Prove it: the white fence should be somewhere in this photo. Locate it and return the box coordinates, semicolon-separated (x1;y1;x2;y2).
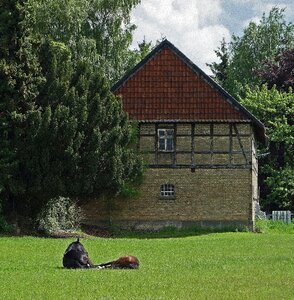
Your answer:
271;211;292;224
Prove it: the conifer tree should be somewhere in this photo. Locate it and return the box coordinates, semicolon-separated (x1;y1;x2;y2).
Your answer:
14;40;143;212
0;0;43;213
0;1;143;219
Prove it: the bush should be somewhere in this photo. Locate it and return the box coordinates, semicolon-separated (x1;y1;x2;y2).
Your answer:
37;196;83;235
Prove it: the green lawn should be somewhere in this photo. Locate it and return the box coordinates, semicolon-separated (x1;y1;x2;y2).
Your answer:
1;232;294;299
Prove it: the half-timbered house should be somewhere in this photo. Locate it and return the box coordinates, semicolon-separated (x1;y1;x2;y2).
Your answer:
82;40;266;230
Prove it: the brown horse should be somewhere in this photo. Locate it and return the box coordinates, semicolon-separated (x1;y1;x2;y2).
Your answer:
95;255;139;269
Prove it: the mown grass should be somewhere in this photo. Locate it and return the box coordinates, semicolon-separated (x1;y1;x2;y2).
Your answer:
1;230;294;299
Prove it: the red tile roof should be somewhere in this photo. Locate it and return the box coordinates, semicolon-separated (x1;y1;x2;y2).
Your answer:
114;45;245;121
112;40;266;143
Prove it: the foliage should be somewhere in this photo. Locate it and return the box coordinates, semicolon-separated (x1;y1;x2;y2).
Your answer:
206;37;230;84
240;86;294;210
36;43;141;195
208;8;294;211
241;86;294;147
210;7;294;98
27;0;143;83
0;0;44;214
1;234;294;299
258;48;294;92
37;196;82;235
9;40;143;211
209;7;294;210
0;1;144;220
264;167;294;209
118;184;140;199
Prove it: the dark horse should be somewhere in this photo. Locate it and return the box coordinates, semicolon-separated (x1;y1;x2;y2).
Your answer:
63;239;139;270
63;238;94;269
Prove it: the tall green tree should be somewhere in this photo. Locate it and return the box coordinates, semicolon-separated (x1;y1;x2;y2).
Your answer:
0;1;143;220
33;41;143;199
208;7;294;211
27;0;142;83
0;0;43;213
210;7;294;97
240;85;294;210
206;38;230;85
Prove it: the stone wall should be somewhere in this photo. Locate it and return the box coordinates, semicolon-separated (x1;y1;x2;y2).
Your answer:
82;168;254;230
81;122;257;230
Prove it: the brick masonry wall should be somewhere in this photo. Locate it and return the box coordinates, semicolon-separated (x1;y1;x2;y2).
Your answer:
82;168;254;229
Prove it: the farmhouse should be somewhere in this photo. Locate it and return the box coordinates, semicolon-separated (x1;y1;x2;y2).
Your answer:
82;39;266;230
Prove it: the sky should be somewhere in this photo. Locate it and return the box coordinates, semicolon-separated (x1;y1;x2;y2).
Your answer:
131;0;294;73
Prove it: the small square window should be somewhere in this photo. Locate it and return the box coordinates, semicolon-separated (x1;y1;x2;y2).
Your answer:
160;184;175;199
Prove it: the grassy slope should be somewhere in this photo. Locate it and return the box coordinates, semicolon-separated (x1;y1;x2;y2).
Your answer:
1;233;294;299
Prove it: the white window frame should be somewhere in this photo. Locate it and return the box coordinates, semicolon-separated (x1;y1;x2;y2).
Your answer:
160;184;175;199
158;129;174;152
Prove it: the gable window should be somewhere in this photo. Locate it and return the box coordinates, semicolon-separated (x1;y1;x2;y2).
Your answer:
158;129;174;151
160;184;175;199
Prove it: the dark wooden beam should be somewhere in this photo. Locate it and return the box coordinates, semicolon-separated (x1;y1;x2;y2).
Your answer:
155;123;159;165
191;123;195;166
210;123;214;165
233;124;249;165
173;123;177;166
229;124;233;166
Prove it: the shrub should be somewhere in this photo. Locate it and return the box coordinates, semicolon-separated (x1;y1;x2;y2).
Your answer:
37;196;83;235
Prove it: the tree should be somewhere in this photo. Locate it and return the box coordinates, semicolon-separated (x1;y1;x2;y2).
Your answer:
27;0;143;83
0;0;43;214
5;39;143;216
209;7;294;98
0;1;143;220
240;85;294;210
208;7;294;211
206;38;230;85
258;48;294;92
40;41;143;197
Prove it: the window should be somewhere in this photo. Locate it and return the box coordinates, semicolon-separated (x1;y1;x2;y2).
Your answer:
158;129;174;151
160;184;175;198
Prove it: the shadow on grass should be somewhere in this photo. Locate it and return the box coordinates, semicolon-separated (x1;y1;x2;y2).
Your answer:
108;226;244;239
0;225;245;239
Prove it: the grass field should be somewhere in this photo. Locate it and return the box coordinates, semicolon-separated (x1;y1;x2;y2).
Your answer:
1;229;294;299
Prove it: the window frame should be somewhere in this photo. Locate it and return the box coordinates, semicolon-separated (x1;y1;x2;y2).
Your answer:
158;128;174;152
160;183;176;199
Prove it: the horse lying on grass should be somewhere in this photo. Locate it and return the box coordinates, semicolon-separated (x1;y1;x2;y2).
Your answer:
63;238;139;270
